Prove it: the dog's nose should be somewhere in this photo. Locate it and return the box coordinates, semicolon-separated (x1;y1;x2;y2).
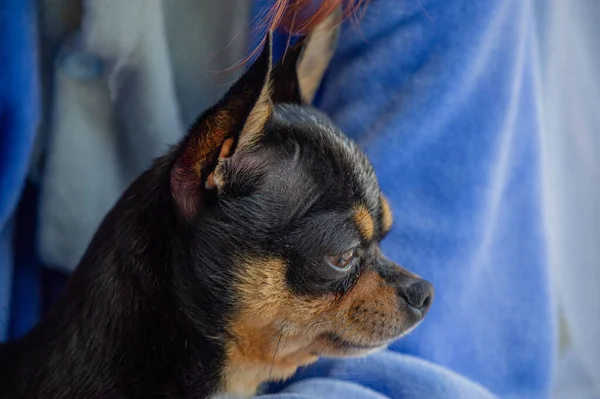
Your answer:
398;278;434;316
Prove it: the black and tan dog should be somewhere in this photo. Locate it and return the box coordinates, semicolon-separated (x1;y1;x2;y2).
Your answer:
0;18;433;399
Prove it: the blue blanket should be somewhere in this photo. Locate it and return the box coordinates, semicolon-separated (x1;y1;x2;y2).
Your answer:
262;353;496;398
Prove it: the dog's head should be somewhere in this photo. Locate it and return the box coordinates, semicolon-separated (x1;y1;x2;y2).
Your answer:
167;18;433;395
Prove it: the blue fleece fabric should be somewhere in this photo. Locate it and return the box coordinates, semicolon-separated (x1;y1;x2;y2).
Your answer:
258;0;555;398
0;0;40;342
262;353;497;399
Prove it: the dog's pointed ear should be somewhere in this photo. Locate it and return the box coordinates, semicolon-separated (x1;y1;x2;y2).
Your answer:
171;33;273;220
271;7;342;104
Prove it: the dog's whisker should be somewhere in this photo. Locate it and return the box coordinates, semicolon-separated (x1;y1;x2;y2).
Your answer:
262;324;287;361
268;331;285;382
316;323;352;357
315;340;329;358
281;331;290;356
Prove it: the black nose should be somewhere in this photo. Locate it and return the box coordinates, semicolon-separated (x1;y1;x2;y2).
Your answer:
399;278;434;316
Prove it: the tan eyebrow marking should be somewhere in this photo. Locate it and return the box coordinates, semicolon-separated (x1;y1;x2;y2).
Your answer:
353;205;375;241
380;194;393;234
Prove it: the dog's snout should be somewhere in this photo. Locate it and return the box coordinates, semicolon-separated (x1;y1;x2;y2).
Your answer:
398;278;434;316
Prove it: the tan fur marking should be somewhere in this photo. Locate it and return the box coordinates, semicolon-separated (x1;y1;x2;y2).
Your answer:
238;81;273;150
223;258;333;396
380;194;393;234
331;269;405;344
354;206;375;241
219;137;235;158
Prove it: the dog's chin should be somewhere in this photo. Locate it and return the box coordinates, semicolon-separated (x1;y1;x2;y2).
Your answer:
314;321;424;358
310;334;391;358
317;337;390;358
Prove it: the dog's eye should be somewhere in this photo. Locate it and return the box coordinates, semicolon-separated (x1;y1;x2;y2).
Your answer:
326;248;358;272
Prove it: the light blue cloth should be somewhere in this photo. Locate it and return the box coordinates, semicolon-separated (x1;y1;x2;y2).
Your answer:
263;353;496;399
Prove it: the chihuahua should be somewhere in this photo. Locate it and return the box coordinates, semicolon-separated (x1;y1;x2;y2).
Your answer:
0;14;433;399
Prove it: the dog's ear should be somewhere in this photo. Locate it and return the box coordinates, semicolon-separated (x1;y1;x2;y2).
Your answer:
271;7;341;104
171;33;273;220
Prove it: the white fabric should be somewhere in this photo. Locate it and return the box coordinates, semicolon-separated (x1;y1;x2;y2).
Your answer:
38;0;250;270
537;1;600;397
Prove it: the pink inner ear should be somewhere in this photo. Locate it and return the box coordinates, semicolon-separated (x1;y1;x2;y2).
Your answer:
220;138;235;158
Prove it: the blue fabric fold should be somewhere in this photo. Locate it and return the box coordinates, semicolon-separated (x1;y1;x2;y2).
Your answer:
0;0;40;342
264;353;497;399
